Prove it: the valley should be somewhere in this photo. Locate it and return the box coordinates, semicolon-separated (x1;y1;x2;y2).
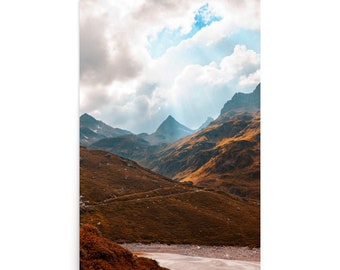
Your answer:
82;84;261;201
80;84;261;270
80;147;260;247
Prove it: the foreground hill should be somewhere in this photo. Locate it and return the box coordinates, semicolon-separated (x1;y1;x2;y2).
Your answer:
80;147;260;247
80;224;168;270
80;113;131;146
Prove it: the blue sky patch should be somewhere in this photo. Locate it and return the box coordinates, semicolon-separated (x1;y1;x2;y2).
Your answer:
147;3;222;58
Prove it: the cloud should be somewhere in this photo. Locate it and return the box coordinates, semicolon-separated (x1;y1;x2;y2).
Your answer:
165;45;260;128
80;14;143;86
79;0;261;133
80;85;111;113
239;69;261;87
220;44;260;78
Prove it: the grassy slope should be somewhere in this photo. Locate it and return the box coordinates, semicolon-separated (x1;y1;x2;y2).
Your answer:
181;112;260;199
80;147;260;247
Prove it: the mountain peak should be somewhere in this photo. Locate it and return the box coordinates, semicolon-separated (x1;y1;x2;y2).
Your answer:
157;115;187;132
142;115;194;144
80;113;94;119
165;115;175;121
80;113;98;125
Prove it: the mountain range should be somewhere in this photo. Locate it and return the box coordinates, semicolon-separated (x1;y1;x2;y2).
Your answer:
80;83;261;249
80;112;197;147
83;83;261;201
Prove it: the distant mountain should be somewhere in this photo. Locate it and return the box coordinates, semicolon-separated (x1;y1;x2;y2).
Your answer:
220;83;260;115
197;116;214;131
80;127;105;145
80;113;131;146
145;115;194;145
80;147;260;247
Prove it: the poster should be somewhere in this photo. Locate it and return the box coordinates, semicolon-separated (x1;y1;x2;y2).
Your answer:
80;1;260;269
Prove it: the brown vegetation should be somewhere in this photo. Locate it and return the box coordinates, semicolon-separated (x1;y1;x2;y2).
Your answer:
80;224;168;270
80;147;260;247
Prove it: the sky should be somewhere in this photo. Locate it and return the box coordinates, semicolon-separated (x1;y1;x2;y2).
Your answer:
80;0;260;134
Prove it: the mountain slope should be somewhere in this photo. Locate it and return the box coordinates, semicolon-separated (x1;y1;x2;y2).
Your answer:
180;112;260;199
144;112;260;200
80;113;131;146
80;147;260;247
142;84;260;200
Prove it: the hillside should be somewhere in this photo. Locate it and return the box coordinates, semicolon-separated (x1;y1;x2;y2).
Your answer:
144;111;260;200
80;147;260;247
142;84;260;200
80;224;168;270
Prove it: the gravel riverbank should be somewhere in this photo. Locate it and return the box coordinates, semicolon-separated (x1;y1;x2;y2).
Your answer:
122;243;260;262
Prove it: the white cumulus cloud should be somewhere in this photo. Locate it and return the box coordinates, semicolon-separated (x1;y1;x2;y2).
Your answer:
79;0;260;133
